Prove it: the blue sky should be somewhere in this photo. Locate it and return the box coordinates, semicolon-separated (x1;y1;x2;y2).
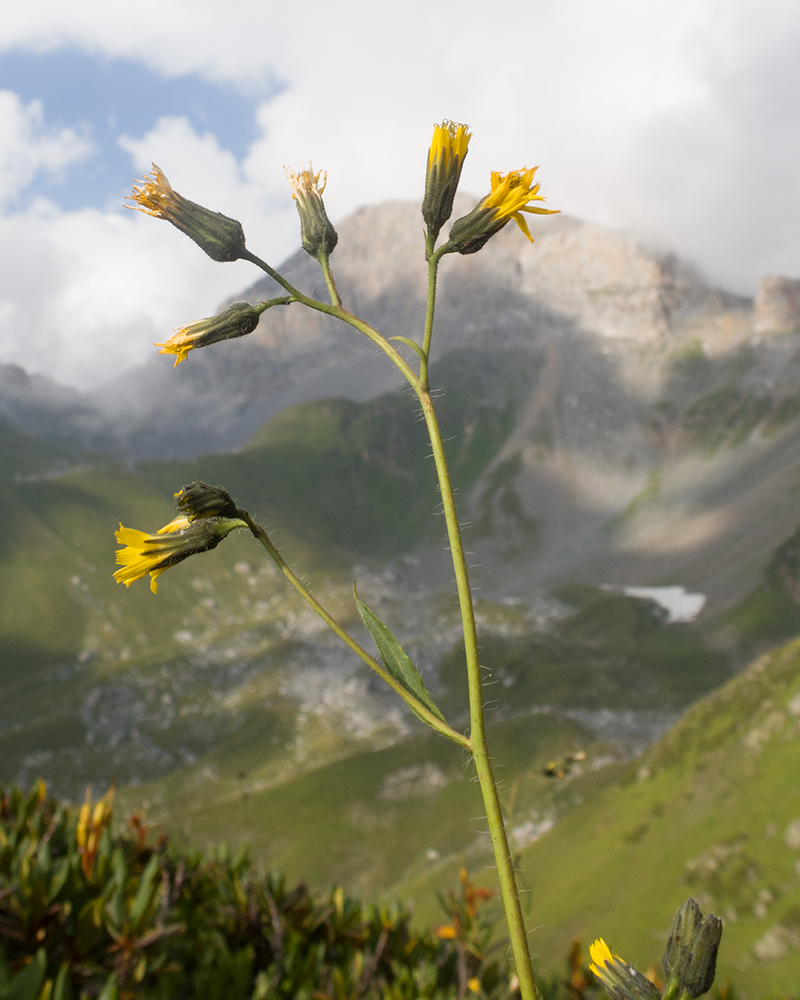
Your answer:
0;0;798;388
0;48;273;211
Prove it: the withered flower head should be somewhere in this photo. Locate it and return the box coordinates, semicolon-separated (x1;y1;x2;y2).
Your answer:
127;164;247;262
285;164;338;260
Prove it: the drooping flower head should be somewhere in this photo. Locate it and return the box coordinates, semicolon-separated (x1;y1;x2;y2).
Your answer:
447;166;559;255
422;120;472;244
156;301;266;365
589;939;661;1000
127;164;248;262
114;516;244;594
285;164;338;260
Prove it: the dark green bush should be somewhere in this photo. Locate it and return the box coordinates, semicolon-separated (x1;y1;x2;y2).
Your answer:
0;782;514;1000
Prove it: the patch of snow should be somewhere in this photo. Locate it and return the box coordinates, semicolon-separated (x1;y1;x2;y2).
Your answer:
621;585;706;622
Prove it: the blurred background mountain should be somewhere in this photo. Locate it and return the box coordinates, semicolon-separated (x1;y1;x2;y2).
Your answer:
3;204;800;992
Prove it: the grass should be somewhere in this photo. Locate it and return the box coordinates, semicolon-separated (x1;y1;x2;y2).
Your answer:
396;636;800;997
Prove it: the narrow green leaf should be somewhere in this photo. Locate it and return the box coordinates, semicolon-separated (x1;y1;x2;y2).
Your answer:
389;336;427;364
4;949;46;1000
129;855;160;932
354;588;446;724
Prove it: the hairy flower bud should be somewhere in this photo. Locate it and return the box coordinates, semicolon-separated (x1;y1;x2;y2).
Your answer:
447;166;558;255
127;164;247;262
662;898;722;999
156;301;265;365
422;120;471;244
174;482;239;521
285;164;338;260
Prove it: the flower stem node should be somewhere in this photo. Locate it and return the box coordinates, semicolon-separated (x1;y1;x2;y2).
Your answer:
662;898;723;999
175;481;240;521
285;164;338;261
127;164;248;262
156;301;265;365
422;120;472;245
447;167;559;255
589;940;661;1000
114;516;246;594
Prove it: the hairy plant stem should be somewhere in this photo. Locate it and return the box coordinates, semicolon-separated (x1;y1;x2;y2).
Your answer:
239;511;469;750
418;249;537;1000
244;246;536;997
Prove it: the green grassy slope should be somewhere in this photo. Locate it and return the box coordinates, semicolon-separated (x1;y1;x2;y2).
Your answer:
394;637;800;997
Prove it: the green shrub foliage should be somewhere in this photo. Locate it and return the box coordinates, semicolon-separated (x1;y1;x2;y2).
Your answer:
0;782;517;1000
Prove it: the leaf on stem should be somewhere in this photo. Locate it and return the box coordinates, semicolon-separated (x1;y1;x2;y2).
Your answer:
389;336;427;364
354;588;446;725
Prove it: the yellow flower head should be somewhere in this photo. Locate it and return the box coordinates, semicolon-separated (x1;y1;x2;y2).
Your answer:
589;939;661;1000
155;301;265;365
483;167;559;241
589;939;617;978
114;516;244;594
285;164;338;259
127;164;247;262
423;120;472;243
447;166;559;255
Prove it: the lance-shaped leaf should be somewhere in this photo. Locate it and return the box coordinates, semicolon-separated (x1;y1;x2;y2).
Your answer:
355;589;446;725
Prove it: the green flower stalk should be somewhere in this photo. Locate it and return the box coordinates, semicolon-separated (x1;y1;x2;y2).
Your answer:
117;121;564;1000
127;163;248;262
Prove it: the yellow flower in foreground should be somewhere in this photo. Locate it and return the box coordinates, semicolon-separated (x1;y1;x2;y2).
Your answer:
589;939;661;1000
114;516;244;594
156;301;265;365
483;167;558;240
422;120;472;242
589;939;617;979
127;164;247;262
447;166;559;255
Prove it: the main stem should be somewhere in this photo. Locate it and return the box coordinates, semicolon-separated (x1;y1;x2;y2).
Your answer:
419;392;538;1000
418;252;537;998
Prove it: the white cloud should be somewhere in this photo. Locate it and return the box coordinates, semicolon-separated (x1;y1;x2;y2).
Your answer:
0;0;798;387
0;90;91;207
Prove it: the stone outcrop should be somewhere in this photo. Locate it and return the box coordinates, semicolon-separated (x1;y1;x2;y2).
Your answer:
754;275;800;334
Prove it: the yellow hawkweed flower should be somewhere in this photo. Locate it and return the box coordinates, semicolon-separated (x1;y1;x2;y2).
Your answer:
156;301;265;365
114;516;244;594
422;120;472;243
483;167;557;241
285;164;338;259
589;939;617;979
589;939;661;1000
127;164;248;262
447;166;559;255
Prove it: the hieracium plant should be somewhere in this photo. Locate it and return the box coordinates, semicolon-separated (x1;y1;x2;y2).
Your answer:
115;123;722;1000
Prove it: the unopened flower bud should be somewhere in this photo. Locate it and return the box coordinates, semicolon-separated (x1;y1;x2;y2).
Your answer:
662;898;722;999
127;164;247;262
589;940;661;1000
285;164;338;260
447;166;559;255
422;120;471;244
156;301;265;365
174;482;239;520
